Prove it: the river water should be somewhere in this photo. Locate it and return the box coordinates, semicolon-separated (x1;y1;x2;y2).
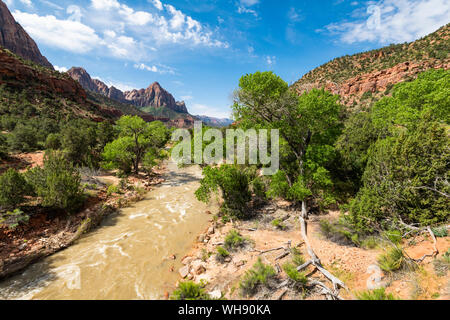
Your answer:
0;161;216;300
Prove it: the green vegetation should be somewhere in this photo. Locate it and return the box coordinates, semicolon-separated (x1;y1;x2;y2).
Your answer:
170;281;210;300
283;262;307;286
195;165;252;219
26;151;85;212
216;246;230;263
0;209;29;230
0;169;30;208
102;116;169;174
224;229;247;250
377;247;409;273
290;247;305;267
356;288;398;300
239;258;277;297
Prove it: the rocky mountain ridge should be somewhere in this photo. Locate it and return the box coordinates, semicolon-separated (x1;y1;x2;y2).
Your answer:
67;67;188;114
292;24;450;108
0;0;53;69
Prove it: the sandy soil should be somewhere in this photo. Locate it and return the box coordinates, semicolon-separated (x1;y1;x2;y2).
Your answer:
175;203;450;300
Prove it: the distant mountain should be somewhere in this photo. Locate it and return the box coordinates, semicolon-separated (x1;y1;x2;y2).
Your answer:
0;0;53;69
292;24;449;108
195;115;233;127
67;67;188;114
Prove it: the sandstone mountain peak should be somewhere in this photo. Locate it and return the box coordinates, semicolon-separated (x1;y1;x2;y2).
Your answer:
67;67;189;114
0;0;53;69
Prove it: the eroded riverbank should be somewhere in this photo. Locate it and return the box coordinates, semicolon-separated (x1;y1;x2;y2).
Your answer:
0;161;218;300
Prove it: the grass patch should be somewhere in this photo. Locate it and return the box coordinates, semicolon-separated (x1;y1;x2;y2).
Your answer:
271;218;287;230
319;219;359;246
290;247;305;267
431;226;448;238
283;263;307;287
433;248;450;277
171;281;210;300
377;247;414;273
356;288;398;300
224;229;247;251
216;246;230;263
239;258;277;297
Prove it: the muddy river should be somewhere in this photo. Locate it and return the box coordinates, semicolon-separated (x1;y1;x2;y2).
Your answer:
0;161;217;300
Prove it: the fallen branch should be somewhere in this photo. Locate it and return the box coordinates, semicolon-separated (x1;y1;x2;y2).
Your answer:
414;226;439;263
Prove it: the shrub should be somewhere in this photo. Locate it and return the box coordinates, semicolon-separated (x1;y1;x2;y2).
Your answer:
26;151;84;212
170;281;210;300
107;184;120;196
431;226;448;238
0;169;30;208
195;165;252;219
0;209;29;230
377;247;408;273
44;133;61;150
356;288;398;300
239;258;276;297
290;247;305;267
224;229;246;250
8;123;39;152
216;246;230;263
271;218;287;230
319;219;359;246
382;229;403;245
0;134;8;159
283;263;307;287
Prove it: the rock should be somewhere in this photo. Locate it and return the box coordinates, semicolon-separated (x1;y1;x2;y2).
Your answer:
164;291;169;300
178;266;190;279
205;211;212;215
207;226;215;235
198;235;205;243
187;273;194;280
234;260;246;267
208;289;222;300
194;265;206;275
169;254;177;260
0;1;53;69
224;257;232;263
181;256;193;265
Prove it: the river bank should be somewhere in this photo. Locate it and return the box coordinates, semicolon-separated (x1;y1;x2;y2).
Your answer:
0;160;218;300
177;203;450;300
0;152;166;281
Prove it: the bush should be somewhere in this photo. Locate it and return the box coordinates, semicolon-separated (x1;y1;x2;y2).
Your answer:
26;151;84;212
0;209;29;230
216;246;230;263
290;247;305;267
170;281;210;300
319;219;359;246
0;134;8;159
44;133;61;150
8;122;39;152
195;165;252;219
283;263;307;287
239;258;276;297
0;169;30;208
382;229;403;245
431;226;448;238
356;288;398;300
107;184;120;196
271;218;287;230
377;247;408;273
224;229;247;250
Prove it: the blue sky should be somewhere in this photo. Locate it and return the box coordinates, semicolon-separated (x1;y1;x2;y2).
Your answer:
5;0;450;118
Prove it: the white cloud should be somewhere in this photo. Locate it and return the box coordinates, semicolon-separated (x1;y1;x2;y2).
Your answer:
134;62;175;74
67;5;82;22
20;0;33;7
54;65;68;72
91;0;120;10
265;55;276;66
180;95;193;101
237;0;259;17
92;76;135;92
240;0;259;6
325;0;450;44
151;0;163;11
13;11;101;53
191;103;231;119
39;0;63;10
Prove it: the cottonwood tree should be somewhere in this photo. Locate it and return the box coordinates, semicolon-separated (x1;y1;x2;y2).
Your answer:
232;71;346;298
102;116;169;174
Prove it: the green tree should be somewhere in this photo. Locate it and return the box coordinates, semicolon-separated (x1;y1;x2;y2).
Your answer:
195;165;252;219
26;151;84;212
8;122;39;152
0;169;30;208
348;118;449;232
102;116;169;174
0;133;8;159
232;71;343;215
